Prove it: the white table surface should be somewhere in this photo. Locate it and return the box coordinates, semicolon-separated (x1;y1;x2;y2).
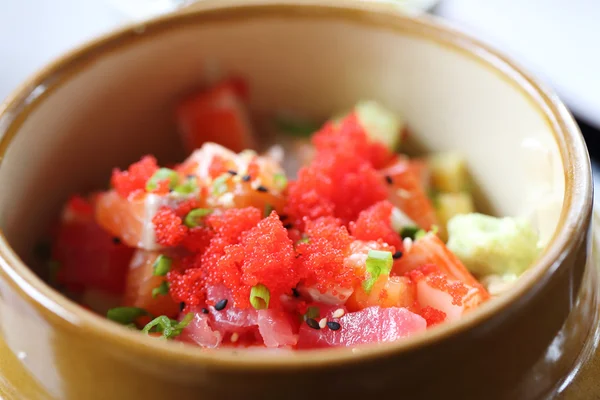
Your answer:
1;0;598;200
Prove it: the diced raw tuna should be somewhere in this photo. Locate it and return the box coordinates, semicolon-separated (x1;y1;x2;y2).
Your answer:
53;196;134;294
257;309;298;348
178;310;222;348
297;306;426;349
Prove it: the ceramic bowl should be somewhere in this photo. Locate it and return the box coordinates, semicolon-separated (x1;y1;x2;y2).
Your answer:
0;1;593;399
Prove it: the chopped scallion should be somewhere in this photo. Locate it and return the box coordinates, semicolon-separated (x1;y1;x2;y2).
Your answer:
146;168;179;192
152;281;170;298
174;176;198;194
264;204;274;218
107;307;150;325
275;115;319;137
362;250;393;293
249;284;271;310
152;255;172;276
184;208;213;228
142;313;194;340
273;173;288;191
303;306;320;321
296;237;310;245
212;173;230;196
400;226;420;240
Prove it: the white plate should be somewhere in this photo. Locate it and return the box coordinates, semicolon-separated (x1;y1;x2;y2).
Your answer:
437;0;600;127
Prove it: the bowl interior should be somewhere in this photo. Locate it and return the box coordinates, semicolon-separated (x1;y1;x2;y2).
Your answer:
0;6;565;323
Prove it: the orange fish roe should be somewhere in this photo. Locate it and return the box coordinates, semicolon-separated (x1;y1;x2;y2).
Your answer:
295;217;355;294
168;266;206;307
167;207;264;307
209;212;297;308
285;114;389;228
111;155;159;199
181;226;214;253
419;306;447;327
312;113;394;169
350;200;404;250
408;264;470;307
206;207;263;243
152;207;188;247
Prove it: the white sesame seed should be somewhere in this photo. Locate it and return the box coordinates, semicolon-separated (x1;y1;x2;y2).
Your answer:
396;188;412;199
319;318;328;329
403;237;413;252
230;333;239;343
332;308;345;319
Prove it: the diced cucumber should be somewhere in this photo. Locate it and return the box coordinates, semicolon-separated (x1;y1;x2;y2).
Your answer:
332;101;404;151
355;101;404;151
435;192;475;241
427;152;470;193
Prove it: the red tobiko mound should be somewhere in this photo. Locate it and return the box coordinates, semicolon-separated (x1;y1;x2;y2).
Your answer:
295;217;355;294
215;212;297;308
350;200;404;250
312;113;394;169
169;207;299;309
153;207;188;247
285;115;389;229
111;155;159;199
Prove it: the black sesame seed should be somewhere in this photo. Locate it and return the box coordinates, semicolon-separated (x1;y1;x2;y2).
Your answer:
306;318;320;330
279;214;288;221
385;175;393;185
242;175;251;182
227;170;237;176
169;188;174;193
392;251;403;259
179;302;185;312
256;185;268;193
201;307;209;314
283;223;293;230
214;299;228;311
327;321;341;331
186;174;195;179
112;237;121;245
292;287;300;298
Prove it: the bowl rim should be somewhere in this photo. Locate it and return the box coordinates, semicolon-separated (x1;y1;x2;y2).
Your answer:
0;2;592;369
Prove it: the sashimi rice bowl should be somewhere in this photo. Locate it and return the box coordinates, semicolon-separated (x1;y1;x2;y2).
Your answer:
46;77;543;351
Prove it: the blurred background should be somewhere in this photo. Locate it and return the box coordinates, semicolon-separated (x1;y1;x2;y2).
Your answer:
1;0;598;190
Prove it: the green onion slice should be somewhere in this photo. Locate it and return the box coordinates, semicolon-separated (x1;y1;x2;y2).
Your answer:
152;281;170;298
212;173;230;196
264;204;273;218
296;237;310;245
184;208;213;228
303;306;320;321
250;284;271;310
152;255;172;277
275;115;319;137
362;250;393;293
400;226;420;240
107;307;150;325
142;313;193;340
273;173;288;191
174;176;198;194
146;168;179;192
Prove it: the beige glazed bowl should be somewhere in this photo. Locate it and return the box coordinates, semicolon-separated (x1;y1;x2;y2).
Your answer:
0;1;594;399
